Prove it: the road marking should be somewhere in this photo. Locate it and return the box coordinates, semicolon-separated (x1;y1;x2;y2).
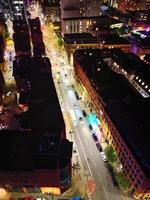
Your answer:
103;185;109;199
60;82;94;180
92;158;97;168
74;126;94;179
98;172;102;182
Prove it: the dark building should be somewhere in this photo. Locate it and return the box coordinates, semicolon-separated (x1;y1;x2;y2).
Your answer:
29;18;45;56
131;30;150;56
13;19;31;57
0;56;73;194
73;48;150;199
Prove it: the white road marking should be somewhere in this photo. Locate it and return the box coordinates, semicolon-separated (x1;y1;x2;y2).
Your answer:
75;125;94;179
103;185;109;199
98;171;102;182
92;158;97;168
60;81;94;180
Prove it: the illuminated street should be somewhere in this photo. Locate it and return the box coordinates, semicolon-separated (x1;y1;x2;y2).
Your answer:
42;22;134;200
0;1;149;200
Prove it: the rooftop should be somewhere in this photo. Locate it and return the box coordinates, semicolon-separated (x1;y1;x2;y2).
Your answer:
64;33;99;44
112;51;150;83
0;130;72;171
99;34;131;45
131;30;150;48
13;56;65;134
74;49;150;177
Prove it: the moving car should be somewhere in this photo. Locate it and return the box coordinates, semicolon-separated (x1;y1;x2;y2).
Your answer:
92;133;98;142
100;152;107;162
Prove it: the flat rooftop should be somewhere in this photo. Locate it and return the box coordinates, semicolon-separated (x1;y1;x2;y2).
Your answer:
0;130;72;171
13;56;65;133
99;34;131;45
63;15;122;25
131;31;150;48
64;33;99;44
112;51;150;83
74;49;150;177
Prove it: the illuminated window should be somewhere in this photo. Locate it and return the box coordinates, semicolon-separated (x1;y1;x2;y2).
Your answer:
66;25;68;30
97;68;100;71
149;89;150;92
89;53;92;56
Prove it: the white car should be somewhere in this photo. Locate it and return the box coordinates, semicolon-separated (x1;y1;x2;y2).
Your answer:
100;152;107;162
74;103;78;109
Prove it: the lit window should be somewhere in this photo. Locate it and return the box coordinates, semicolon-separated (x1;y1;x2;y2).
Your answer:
66;25;69;30
149;89;150;92
97;68;101;71
89;53;92;56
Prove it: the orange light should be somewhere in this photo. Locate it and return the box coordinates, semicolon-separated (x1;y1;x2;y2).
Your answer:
41;187;61;195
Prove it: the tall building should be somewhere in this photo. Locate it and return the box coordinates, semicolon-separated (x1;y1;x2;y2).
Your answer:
0;56;72;195
118;0;150;12
61;0;102;34
73;48;150;199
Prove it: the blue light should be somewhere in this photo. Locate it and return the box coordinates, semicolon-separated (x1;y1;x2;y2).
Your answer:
87;113;100;126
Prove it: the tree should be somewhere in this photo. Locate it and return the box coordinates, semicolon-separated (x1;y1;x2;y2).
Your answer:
104;145;117;164
57;37;64;47
115;172;130;190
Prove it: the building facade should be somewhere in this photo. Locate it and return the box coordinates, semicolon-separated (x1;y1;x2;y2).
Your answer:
73;49;150;199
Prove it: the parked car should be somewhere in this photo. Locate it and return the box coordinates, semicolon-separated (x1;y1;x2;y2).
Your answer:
92;133;98;142
79;117;84;123
96;143;103;152
100;152;107;162
88;124;93;130
82;110;87;117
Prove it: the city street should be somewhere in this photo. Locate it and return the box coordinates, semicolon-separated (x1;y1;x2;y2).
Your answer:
42;23;134;200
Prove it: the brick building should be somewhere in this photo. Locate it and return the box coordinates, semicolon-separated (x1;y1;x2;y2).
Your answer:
73;49;150;199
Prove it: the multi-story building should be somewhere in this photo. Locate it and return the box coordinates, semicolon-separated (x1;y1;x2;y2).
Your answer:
73;48;150;199
63;32;131;64
108;50;150;98
63;33;99;63
143;54;150;65
131;30;150;57
62;15;123;35
118;0;150;12
41;0;61;22
0;56;72;195
61;0;105;35
98;34;132;53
